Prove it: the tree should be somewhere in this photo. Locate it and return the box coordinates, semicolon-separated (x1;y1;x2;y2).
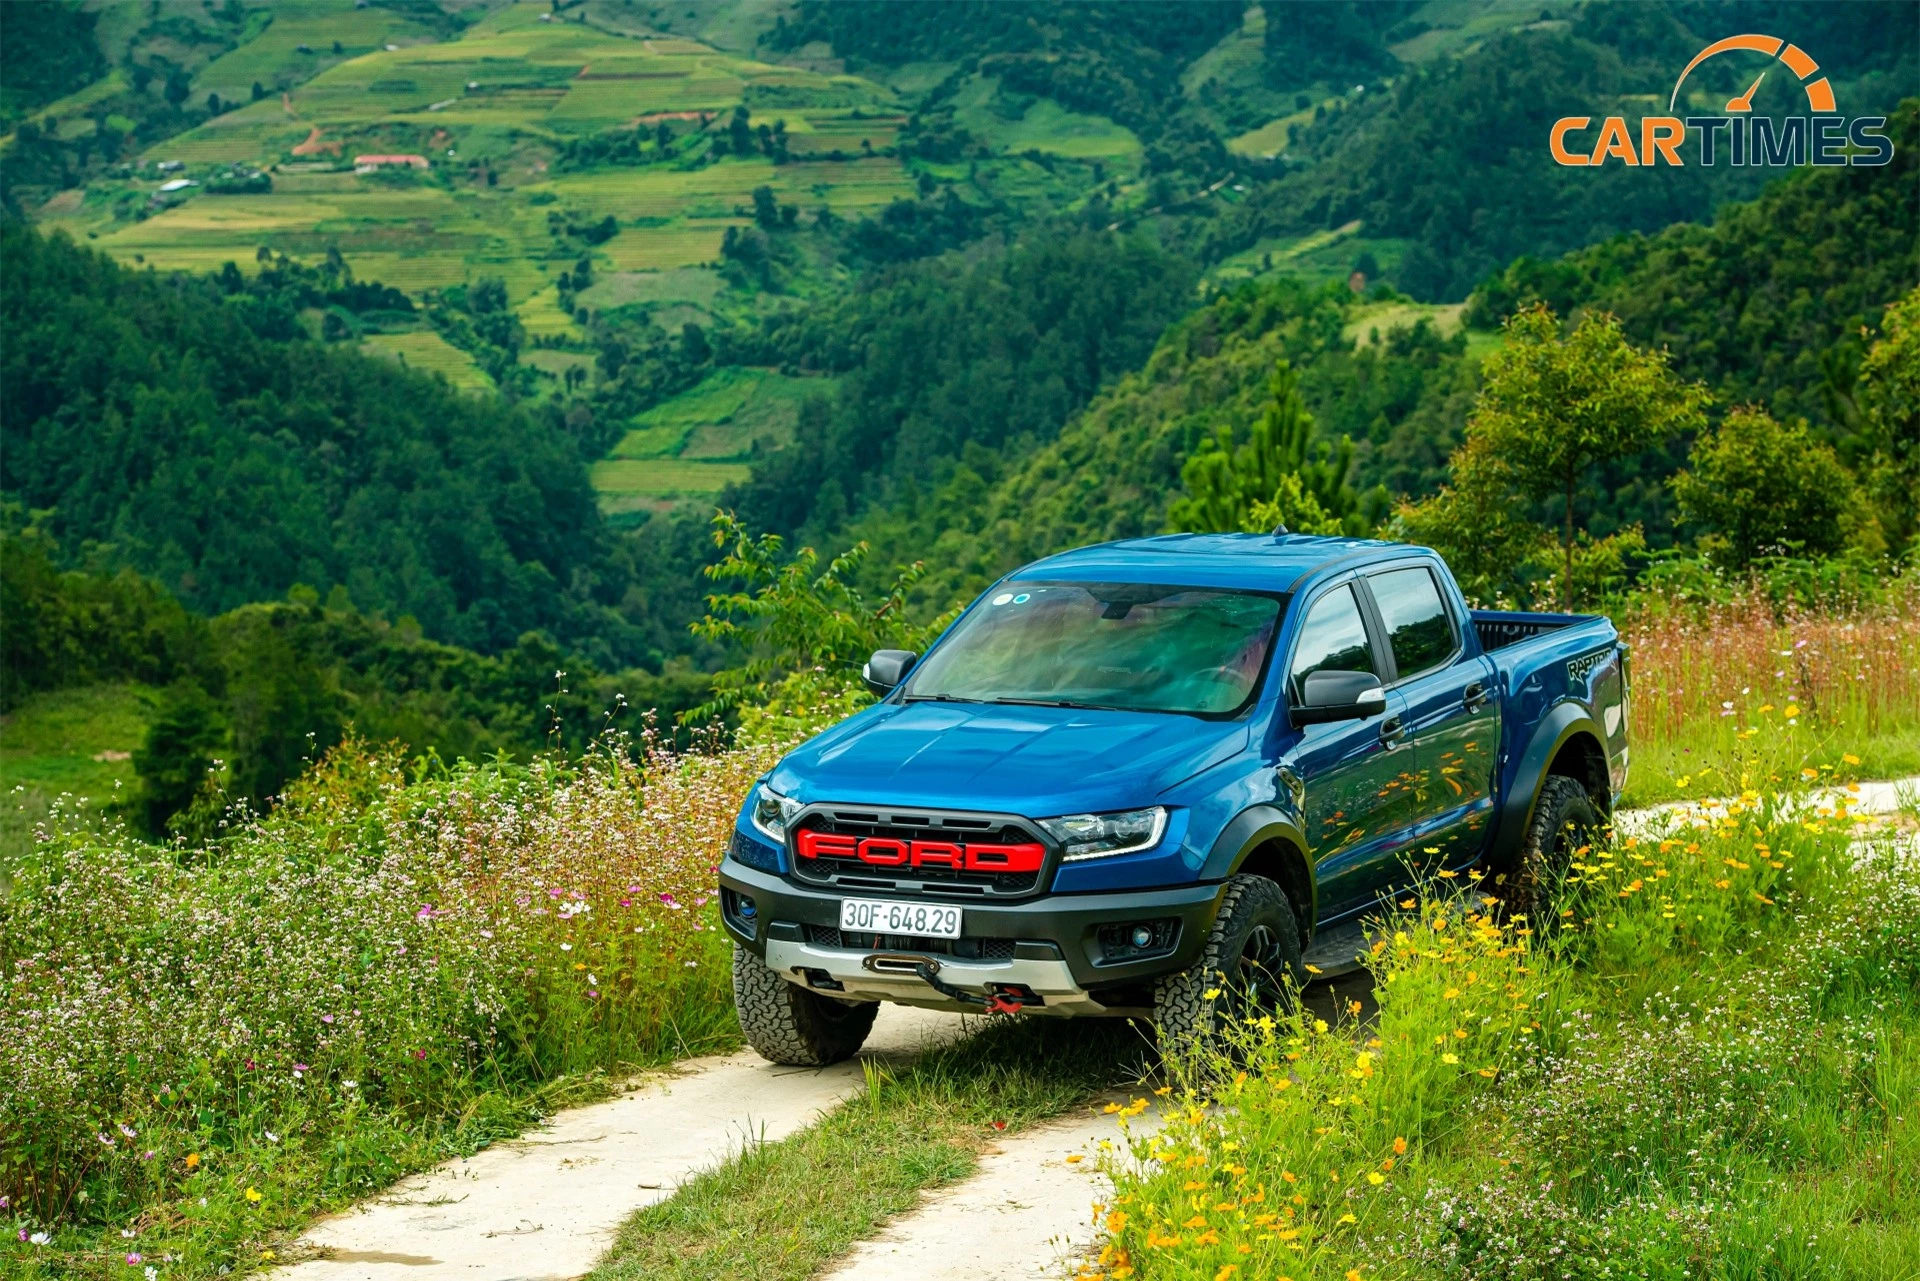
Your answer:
1167;361;1378;536
1468;305;1706;608
686;512;946;735
751;184;779;230
1856;285;1920;555
1670;408;1856;567
164;68;191;107
133;682;228;836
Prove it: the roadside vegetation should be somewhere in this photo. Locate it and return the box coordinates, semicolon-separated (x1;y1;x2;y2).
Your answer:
1094;772;1920;1279
0;731;762;1279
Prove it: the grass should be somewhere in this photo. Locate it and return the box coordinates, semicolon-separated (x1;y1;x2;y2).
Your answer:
589;1018;1148;1281
360;330;494;393
0;733;770;1279
0;682;152;865
1093;766;1920;1280
1620;581;1920;807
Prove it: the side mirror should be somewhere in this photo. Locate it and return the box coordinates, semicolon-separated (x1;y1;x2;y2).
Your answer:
1292;670;1386;725
862;648;919;696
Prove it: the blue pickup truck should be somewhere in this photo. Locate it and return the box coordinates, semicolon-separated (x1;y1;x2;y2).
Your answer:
717;533;1629;1064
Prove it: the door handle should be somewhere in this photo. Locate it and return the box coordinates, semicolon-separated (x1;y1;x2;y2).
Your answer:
1379;716;1406;745
1463;681;1490;712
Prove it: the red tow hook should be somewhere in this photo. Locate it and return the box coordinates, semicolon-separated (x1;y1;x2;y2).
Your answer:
984;993;1026;1015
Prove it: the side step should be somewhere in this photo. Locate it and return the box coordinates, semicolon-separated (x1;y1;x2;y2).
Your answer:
1300;920;1374;980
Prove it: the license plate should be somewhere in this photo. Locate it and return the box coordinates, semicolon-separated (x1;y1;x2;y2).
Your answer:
839;898;963;940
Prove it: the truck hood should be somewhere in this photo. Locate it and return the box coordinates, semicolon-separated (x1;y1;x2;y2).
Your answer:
767;701;1250;817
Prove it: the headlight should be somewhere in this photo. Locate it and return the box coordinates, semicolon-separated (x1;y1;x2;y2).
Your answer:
749;783;802;843
1038;806;1167;861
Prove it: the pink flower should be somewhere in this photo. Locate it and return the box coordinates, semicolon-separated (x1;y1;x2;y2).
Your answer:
292;1063;309;1074
127;1253;143;1264
321;1013;335;1024
588;989;599;998
414;1049;428;1061
619;898;632;908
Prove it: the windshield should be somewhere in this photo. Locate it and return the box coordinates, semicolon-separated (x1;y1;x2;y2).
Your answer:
903;582;1284;716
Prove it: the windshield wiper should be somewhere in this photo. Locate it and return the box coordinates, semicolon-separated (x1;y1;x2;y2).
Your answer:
902;693;987;704
993;697;1111;711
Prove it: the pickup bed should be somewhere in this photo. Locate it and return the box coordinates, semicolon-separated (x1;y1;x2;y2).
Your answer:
718;533;1629;1064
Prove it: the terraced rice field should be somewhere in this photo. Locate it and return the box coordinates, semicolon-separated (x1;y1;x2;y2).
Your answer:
591;366;834;514
360;330;494;392
39;4;913;303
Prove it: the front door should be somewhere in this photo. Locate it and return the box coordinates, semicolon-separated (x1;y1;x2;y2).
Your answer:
1361;565;1501;879
1278;582;1419;921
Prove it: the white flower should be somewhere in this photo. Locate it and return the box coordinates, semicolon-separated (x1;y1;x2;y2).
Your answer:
587;974;598;985
264;1131;280;1143
341;1080;358;1090
147;1268;159;1280
30;1232;51;1246
559;942;572;951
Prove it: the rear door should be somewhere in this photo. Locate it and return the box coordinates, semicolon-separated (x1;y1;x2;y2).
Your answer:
1358;564;1500;879
1279;581;1418;921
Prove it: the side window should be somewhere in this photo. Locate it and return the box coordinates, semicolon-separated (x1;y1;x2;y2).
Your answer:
1370;566;1457;679
1288;584;1378;694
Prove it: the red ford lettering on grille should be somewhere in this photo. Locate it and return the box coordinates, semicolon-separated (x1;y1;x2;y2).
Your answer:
795;830;1044;873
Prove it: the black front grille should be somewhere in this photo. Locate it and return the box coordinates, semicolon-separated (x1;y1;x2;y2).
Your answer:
805;924;1018;961
790;807;1052;898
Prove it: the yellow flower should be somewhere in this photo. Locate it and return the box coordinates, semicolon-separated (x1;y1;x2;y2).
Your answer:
1784;704;1801;718
245;1187;263;1203
1304;964;1323;974
1367;1172;1385;1185
1065;1154;1083;1164
1213;1267;1240;1281
185;1153;200;1169
1442;1053;1460;1064
1843;753;1861;765
1339;1213;1358;1224
1393;1136;1408;1155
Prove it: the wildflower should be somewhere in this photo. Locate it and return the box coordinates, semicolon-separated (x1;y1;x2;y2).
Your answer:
1367;1172;1385;1185
264;1131;279;1143
1066;1154;1083;1164
119;1123;138;1139
1442;1053;1460;1064
1338;1213;1357;1225
1393;1136;1408;1155
342;1080;358;1090
147;1269;159;1281
321;1013;334;1024
414;1049;428;1060
245;1188;263;1203
128;1253;143;1264
560;942;573;951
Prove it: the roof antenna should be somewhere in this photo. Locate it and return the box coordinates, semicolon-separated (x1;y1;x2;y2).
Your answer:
1270;523;1290;536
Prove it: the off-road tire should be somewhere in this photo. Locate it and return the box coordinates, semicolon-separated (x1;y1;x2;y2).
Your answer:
1153;874;1303;1056
732;945;878;1066
1492;774;1601;927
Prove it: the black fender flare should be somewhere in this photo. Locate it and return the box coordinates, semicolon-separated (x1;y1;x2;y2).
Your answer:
1199;804;1318;937
1488;701;1610;870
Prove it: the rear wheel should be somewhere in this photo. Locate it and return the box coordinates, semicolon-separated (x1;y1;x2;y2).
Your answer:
1154;874;1303;1055
732;945;878;1066
1493;774;1601;926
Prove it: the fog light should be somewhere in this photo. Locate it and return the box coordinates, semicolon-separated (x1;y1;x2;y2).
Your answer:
1129;924;1153;948
738;896;757;919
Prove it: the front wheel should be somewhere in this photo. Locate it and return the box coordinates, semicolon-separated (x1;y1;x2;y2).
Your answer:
732;945;878;1066
1154;874;1303;1056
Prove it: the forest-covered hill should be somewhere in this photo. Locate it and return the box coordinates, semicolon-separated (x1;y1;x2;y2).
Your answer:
3;1;1916;833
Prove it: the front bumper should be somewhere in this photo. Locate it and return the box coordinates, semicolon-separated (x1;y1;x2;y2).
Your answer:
718;858;1226;1016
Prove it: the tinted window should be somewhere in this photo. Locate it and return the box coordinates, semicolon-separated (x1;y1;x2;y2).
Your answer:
1288;585;1377;694
905;582;1283;716
1370;566;1456;678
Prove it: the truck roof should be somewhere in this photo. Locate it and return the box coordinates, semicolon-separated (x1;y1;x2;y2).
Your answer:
1006;532;1423;592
